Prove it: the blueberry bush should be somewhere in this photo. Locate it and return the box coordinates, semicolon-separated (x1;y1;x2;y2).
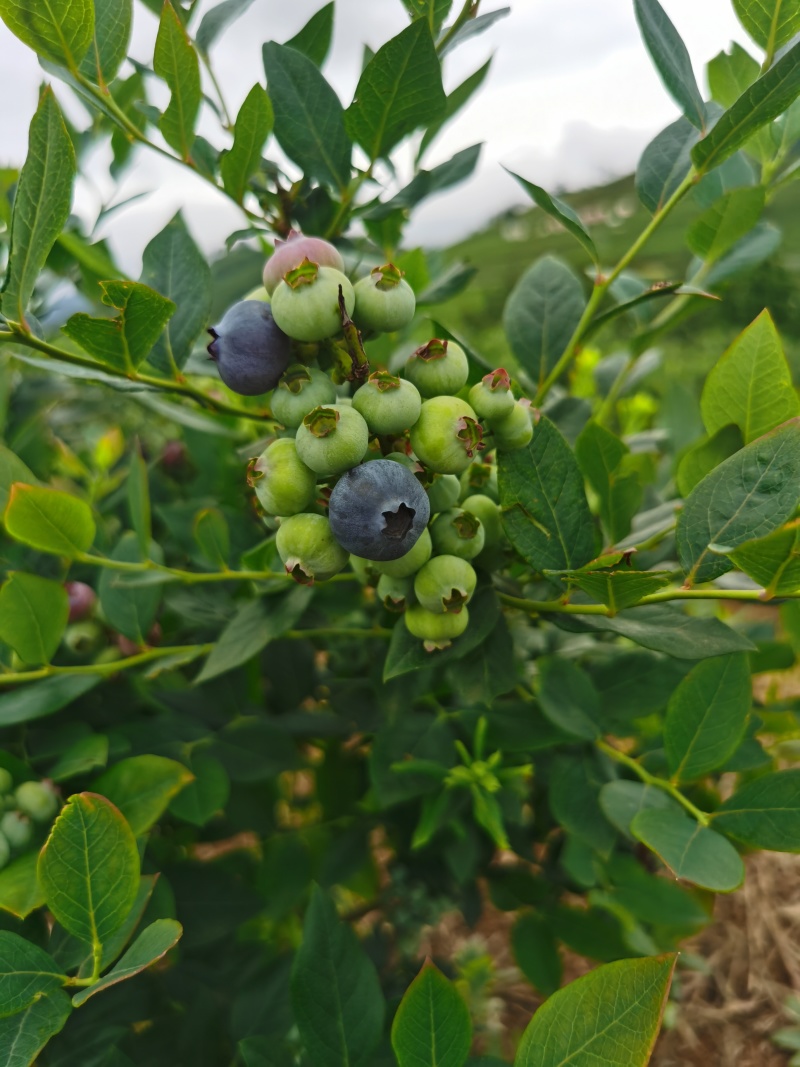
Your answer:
1;0;800;1064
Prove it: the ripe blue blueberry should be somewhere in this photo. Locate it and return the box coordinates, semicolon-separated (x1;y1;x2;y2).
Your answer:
328;460;430;561
207;300;292;396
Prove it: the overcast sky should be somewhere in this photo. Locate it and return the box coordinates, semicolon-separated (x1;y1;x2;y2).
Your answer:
0;1;749;272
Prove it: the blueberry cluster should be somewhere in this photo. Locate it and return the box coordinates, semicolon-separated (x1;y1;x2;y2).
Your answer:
0;768;58;869
215;232;533;651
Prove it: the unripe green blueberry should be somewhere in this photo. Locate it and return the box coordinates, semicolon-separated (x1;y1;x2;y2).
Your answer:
349;554;381;584
405;603;470;651
405;339;468;398
430;508;485;561
352;373;422;435
414;555;477;614
15;781;59;823
468;368;515;420
262;232;345;295
409;396;485;475
251;438;317;516
353;264;416;333
0;832;9;870
377;573;415;613
462;494;503;548
492;400;534;451
459;457;499;502
271;365;337;428
0;811;32;849
0;769;13;796
372;527;432;579
295;404;370;477
271;261;355;342
384;451;421;474
276;514;349;584
426;474;461;514
63;621;104;656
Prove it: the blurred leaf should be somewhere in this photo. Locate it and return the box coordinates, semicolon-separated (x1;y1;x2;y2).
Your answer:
0;989;71;1067
401;0;453;35
38;793;140;948
284;2;334;66
417;261;477;305
712;769;800;850
193;507;230;567
439;7;510;56
93;755;193;835
575;421;643;543
366;144;482;219
676;418;800;584
263;41;351;190
78;0;132;84
391;960;471;1067
634;0;705;128
733;0;800;52
127;445;152;558
599;781;680;839
291;885;385;1067
687;187;766;263
701;311;800;444
664;654;752;781
498;416;595;572
503;256;585;389
506;170;598;264
693;39;800;172
63;280;176;372
196;0;256;54
0;446;37;514
140;213;212;376
0;675;102;728
222;84;274;203
708;42;760;106
0;0;93;68
98;532;163;643
72;919;182;1006
514;955;676;1066
345;20;446;161
704;220;782;287
632;809;745;890
0;573;68;665
50;734;109;782
168;754;229;826
0;932;66;1019
0;854;46;919
154;1;201;160
636;114;701;214
418;59;491;160
676;424;744;497
1;90;75;327
537;657;600;740
511;913;562;996
548;754;616;855
729;519;800;594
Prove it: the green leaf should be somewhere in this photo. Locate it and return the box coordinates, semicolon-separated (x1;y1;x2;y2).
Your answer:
686;187;766;263
514;954;676;1067
50;734;109;782
196;585;313;683
0;0;93;68
599;781;680;839
701;311;800;445
221;84;274;203
636;115;701;213
692;39;800;173
291;885;385;1067
548;755;616;856
439;7;509;55
708;43;760;107
98;532;163;643
168;754;229;826
0;574;68;666
0;932;66;1018
196;0;256;54
38;793;140;950
418;59;491;160
4;483;95;558
729;519;800;595
733;0;800;52
676;424;744;497
676;418;800;584
503;257;586;390
536;657;600;740
1;90;76;327
401;0;453;34
263;41;351;190
505;170;597;264
0;675;101;728
0;446;36;515
664;654;752;781
344;19;446;162
704;220;782;287
366;144;482;219
564;569;673;612
140;213;212;375
634;0;705;128
631;809;744;891
72;919;182;1006
127;445;151;559
498;416;595;573
0;989;71;1067
511;913;562;996
0;855;45;920
575;421;643;543
193;508;230;568
284;2;334;66
78;0;131;84
606;855;709;929
63;280;176;372
712;769;800;850
391;959;471;1067
92;755;193;836
154;1;201;160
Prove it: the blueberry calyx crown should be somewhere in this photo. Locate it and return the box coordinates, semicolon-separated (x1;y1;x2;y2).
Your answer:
483;368;512;392
382;502;416;540
457;416;486;459
442;587;469;613
283;257;320;289
303;405;340;438
368;370;402;392
371;262;404;291
279;364;313;394
415;338;448;362
453;512;481;540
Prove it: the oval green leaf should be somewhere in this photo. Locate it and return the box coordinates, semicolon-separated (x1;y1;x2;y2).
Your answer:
0;573;68;666
631;808;745;891
0;989;71;1067
4;483;95;558
0;932;66;1019
711;769;800;851
92;755;194;836
392;958;472;1067
72;919;182;1006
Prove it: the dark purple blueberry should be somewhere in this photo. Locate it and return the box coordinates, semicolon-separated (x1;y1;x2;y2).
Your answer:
65;581;96;622
207;300;292;396
328;460;430;562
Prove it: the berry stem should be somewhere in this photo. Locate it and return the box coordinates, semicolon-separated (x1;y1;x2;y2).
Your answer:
595;739;711;826
499;585;799;616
